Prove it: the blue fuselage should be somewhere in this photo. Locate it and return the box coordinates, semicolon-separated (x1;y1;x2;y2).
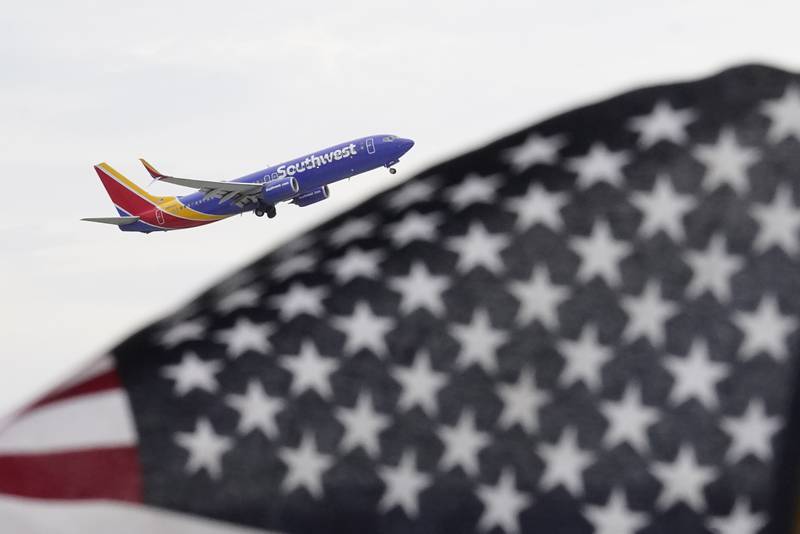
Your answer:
176;134;414;216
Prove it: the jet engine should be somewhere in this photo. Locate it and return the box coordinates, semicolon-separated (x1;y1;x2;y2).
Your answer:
261;176;299;205
292;186;330;207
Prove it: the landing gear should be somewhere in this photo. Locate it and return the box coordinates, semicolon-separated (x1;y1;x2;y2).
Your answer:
254;203;277;218
389;167;397;175
254;202;276;218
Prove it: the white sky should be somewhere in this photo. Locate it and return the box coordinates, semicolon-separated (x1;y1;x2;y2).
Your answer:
1;0;799;416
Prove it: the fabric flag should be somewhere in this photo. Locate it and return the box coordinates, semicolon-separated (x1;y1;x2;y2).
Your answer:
3;63;800;534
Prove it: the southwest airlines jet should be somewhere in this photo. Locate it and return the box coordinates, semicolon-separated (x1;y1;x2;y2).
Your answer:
83;135;414;233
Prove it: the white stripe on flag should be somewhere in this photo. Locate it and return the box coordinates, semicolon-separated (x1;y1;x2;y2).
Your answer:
52;355;114;393
0;389;136;454
0;495;276;534
0;357;116;432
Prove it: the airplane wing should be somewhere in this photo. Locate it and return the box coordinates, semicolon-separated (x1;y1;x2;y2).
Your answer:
154;176;262;193
139;159;262;195
81;216;140;225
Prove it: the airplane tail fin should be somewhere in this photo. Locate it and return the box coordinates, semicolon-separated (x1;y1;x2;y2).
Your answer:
93;162;166;215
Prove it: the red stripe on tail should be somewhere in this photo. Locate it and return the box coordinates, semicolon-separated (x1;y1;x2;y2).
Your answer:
94;165;155;216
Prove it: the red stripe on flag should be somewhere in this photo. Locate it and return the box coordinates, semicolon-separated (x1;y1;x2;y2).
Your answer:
30;371;122;410
0;447;142;502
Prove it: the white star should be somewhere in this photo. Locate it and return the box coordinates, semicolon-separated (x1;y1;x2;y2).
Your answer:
391;351;447;417
437;410;490;476
621;281;678;347
336;392;391;458
212;269;257;298
476;469;533;534
161;352;222;396
278;433;333;498
280;341;339;399
663;340;729;410
328;217;376;246
448;173;500;210
331;301;395;357
734;295;798;361
225;380;284;439
327;247;385;284
386;211;441;247
272;252;317;281
537;427;594;496
389;262;450;316
378;450;432;518
684;235;743;303
274;234;314;258
567;143;631;189
571;220;631;287
557;325;612;392
446;223;510;275
270;282;328;321
583;489;648;534
213;318;274;358
174;418;233;479
508;266;569;329
627;101;696;147
216;286;261;314
631;175;697;242
652;445;717;511
693;128;760;194
600;385;659;453
761;85;800;143
505;183;567;232
708;499;768;534
751;184;800;255
450;309;509;374
721;400;782;463
386;179;438;211
159;319;206;348
496;367;549;433
503;133;567;172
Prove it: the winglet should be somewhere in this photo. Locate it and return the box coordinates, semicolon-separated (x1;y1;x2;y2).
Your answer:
139;158;165;180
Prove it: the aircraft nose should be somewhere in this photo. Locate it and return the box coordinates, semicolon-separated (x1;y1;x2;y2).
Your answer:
398;138;415;154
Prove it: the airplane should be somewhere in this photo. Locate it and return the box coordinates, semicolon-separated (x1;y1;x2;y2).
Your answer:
82;134;414;233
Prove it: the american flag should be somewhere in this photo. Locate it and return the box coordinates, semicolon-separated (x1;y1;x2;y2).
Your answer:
2;63;800;534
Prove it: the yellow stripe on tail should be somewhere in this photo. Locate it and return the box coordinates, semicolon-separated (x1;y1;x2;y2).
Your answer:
95;162;175;206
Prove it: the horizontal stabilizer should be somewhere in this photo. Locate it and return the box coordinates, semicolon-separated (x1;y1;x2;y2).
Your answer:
81;216;140;226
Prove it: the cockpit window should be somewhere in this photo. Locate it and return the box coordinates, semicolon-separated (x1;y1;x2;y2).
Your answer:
383;135;397;142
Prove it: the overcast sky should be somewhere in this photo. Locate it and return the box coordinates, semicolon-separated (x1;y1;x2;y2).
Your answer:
2;1;799;415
